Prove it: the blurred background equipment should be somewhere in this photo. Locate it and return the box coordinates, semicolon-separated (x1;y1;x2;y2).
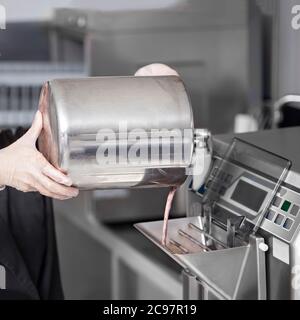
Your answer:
52;0;262;134
0;62;85;128
0;1;87;128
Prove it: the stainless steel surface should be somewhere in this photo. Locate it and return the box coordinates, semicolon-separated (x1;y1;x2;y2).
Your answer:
136;217;231;265
135;216;266;299
38;75;197;189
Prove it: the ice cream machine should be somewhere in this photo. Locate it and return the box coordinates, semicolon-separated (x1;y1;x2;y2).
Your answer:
136;127;300;300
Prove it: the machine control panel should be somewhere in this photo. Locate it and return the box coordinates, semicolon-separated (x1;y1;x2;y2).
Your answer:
190;159;300;243
263;187;300;240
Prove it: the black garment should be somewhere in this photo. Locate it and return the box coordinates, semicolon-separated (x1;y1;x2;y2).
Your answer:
0;129;64;299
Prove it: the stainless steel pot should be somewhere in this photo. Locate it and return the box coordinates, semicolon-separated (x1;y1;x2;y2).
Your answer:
38;76;197;189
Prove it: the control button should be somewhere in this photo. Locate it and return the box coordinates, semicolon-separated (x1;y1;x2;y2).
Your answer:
281;200;291;212
283;218;294;230
259;243;269;252
225;174;233;184
274;214;284;225
290;204;299;217
279;188;287;197
273;196;282;208
265;210;275;221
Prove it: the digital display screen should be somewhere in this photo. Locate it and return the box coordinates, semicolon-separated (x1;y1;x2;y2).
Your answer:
231;180;267;212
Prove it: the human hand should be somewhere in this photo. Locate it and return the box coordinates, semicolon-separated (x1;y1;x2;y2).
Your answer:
0;111;79;200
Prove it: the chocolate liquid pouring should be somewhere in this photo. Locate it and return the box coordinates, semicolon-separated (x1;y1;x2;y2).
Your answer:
161;187;177;246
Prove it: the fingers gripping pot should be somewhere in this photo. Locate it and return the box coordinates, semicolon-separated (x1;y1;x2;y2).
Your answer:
38;76;211;189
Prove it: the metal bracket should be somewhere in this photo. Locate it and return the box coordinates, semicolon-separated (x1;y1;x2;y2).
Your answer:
273;95;300;127
192;129;212;191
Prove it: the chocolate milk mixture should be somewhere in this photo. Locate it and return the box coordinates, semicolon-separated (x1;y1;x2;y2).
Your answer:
161;187;177;246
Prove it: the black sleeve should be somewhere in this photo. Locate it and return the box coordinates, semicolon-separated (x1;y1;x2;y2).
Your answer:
0;129;64;300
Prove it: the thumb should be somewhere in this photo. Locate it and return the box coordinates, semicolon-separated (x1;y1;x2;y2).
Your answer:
23;110;43;144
